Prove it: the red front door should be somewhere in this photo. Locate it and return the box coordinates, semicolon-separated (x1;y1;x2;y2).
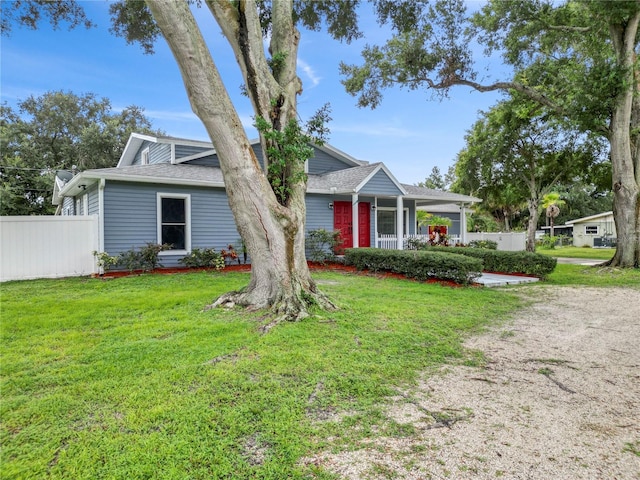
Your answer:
333;201;371;251
358;202;370;247
333;201;352;252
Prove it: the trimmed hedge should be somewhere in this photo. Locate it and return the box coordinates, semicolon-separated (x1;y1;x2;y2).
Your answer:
422;246;557;278
344;248;483;285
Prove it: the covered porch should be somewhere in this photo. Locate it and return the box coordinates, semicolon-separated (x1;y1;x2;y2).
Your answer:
346;192;477;251
307;162;480;251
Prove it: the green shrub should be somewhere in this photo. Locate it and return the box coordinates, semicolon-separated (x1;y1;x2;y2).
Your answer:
405;245;557;278
468;239;498;250
92;251;120;272
444;247;557;278
140;243;171;270
537;235;559;249
307;228;342;263
405;237;429;250
179;248;225;269
344;248;482;285
116;243;171;272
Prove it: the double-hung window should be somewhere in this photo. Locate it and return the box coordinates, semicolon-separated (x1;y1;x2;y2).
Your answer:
157;193;191;253
585;225;598;235
376;208;409;235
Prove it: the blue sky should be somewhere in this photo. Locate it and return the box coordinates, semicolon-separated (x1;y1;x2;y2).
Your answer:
1;1;505;184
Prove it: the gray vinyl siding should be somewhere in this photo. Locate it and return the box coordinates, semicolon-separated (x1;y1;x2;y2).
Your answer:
376;198;399;208
132;141;171;165
182;143;352;173
185;144;264;169
62;196;75;215
305;194;334;232
251;144;266;170
175;145;211;159
439;212;460;236
305;193;336;258
186;154;220;167
359;170;403;196
103;181;239;268
308;147;353;174
88;185;99;215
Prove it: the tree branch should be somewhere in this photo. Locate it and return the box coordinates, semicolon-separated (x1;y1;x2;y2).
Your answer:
205;0;279;121
544;24;591;33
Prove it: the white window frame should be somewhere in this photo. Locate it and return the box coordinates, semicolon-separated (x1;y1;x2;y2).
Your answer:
585;225;599;235
376;207;409;236
75;197;82;216
157;193;191;255
141;147;150;165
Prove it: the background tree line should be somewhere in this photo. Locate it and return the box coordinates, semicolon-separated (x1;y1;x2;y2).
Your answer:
343;0;639;267
1;90;160;215
417;91;612;251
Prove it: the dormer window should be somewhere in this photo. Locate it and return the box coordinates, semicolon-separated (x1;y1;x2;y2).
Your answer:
141;147;150;165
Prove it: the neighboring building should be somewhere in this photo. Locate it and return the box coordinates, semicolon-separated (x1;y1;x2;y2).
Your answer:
565;211;616;247
53;133;480;266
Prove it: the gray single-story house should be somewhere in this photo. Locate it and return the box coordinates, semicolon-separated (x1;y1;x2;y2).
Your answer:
565;211;616;248
53;133;480;266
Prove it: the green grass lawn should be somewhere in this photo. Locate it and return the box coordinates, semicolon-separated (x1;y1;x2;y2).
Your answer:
1;266;636;479
537;245;615;260
545;263;640;287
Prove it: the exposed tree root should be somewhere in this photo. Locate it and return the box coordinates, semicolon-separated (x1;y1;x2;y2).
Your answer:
207;285;337;328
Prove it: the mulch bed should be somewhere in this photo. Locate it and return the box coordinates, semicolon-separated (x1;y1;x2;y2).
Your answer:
95;262;463;287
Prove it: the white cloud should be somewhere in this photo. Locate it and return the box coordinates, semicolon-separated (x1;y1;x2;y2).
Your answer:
298;59;321;87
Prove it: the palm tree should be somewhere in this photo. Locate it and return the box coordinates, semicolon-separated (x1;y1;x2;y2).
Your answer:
542;192;566;239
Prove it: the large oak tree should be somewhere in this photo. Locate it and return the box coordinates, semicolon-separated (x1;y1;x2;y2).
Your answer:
3;0;362;320
342;0;640;267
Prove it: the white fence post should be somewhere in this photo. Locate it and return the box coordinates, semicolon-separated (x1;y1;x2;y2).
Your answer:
0;216;99;282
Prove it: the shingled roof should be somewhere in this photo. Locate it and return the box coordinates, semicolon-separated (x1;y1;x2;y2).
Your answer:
60;162;480;205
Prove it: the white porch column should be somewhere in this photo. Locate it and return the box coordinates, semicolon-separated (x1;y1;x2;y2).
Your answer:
460;203;467;244
352;193;359;249
374;197;378;248
396;195;404;250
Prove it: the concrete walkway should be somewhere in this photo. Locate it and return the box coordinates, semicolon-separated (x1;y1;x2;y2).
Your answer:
475;272;539;287
475;257;606;287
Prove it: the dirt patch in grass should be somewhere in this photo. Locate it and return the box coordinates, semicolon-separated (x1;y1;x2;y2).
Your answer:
306;286;640;479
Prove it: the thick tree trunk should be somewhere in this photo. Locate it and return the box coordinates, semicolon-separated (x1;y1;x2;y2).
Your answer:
147;0;335;320
609;127;640;267
525;198;539;252
606;15;640;268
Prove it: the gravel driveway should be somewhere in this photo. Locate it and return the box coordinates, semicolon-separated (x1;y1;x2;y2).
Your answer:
309;286;640;479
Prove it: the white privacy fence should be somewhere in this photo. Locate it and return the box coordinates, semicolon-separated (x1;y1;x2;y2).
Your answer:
0;216;99;282
466;232;526;251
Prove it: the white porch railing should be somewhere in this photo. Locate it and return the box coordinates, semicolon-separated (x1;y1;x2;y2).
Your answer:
376;234;461;250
